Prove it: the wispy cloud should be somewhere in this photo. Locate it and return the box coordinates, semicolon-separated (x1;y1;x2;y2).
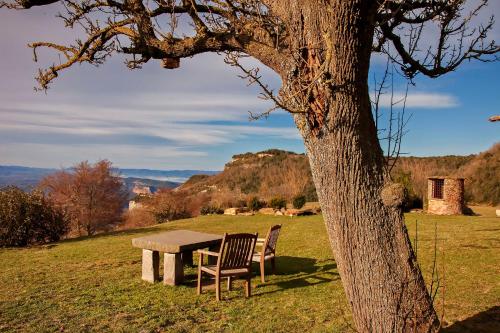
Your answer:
372;92;459;109
0;143;208;169
0;89;300;169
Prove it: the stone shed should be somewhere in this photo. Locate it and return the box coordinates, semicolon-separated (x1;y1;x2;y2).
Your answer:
427;177;464;215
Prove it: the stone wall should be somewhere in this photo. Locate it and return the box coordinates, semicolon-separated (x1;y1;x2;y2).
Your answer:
427;177;464;215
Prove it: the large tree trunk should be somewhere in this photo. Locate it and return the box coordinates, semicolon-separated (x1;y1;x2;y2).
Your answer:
303;114;440;332
273;1;440;331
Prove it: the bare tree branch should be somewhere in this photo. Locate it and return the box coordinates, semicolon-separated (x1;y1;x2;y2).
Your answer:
375;0;499;79
371;56;412;174
1;0;287;90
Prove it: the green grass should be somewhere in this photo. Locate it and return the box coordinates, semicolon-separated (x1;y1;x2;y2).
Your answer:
0;211;498;332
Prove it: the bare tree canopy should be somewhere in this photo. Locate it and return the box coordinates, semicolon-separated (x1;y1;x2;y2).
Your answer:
40;160;128;236
1;1;498;89
2;1;498;332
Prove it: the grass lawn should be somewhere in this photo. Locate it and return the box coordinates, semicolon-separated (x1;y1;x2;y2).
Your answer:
0;210;499;332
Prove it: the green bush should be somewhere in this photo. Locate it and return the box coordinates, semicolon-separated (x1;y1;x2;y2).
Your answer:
292;195;306;209
200;205;224;215
269;197;286;210
0;187;68;247
247;196;265;211
393;171;422;211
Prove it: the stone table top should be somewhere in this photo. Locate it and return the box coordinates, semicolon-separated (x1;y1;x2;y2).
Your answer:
132;230;223;253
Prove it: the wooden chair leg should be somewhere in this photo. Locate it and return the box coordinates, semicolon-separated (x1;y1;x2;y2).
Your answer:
216;275;221;301
245;277;251;298
227;277;232;291
197;256;203;295
260;260;266;283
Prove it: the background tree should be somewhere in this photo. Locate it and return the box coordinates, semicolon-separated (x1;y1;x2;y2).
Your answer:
40;160;128;236
2;0;498;331
149;189;192;223
0;186;68;247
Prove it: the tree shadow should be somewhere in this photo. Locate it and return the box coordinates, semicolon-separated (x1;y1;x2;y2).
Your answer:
256;256;339;295
273;256;337;275
183;256;339;296
441;306;500;333
4;225;167;250
53;225;164;246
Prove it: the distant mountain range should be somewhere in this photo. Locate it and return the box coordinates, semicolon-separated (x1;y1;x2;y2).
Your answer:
118;168;219;183
0;165;220;191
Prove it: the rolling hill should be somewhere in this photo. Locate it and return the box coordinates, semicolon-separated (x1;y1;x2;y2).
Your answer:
2;143;498;206
179;144;500;206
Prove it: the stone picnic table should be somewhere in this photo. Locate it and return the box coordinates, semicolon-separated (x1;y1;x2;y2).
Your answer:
132;230;222;286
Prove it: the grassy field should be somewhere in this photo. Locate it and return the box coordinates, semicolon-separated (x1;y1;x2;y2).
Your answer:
0;209;499;332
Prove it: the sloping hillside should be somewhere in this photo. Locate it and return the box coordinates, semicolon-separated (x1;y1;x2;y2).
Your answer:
392;143;500;205
391;155;474;205
180;144;499;206
458;143;500;205
179;149;317;203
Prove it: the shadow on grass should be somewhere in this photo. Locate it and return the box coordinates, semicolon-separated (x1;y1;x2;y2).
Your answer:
441;306;500;333
1;225;167;250
257;256;339;295
273;256;337;275
50;225;165;247
183;256;338;295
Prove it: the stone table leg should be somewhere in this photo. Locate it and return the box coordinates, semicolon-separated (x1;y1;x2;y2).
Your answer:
181;251;193;266
164;253;184;286
142;249;159;283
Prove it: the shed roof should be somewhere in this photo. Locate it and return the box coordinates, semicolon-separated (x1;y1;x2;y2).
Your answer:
428;176;464;180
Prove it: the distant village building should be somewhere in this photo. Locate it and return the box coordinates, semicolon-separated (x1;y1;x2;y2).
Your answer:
129;183;157;210
427;177;464;215
128;200;144;211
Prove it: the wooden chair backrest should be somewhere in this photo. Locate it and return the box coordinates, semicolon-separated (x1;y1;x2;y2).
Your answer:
218;233;258;270
263;224;281;256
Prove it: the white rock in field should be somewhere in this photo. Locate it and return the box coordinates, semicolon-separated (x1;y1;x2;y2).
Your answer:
224;208;238;215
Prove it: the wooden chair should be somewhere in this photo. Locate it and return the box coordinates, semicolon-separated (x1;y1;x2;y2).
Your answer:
253;224;281;283
197;233;257;301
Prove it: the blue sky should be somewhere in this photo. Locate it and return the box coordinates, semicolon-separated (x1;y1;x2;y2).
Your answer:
0;2;498;170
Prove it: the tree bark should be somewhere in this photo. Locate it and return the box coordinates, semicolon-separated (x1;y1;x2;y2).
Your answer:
274;1;440;331
303;116;439;332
